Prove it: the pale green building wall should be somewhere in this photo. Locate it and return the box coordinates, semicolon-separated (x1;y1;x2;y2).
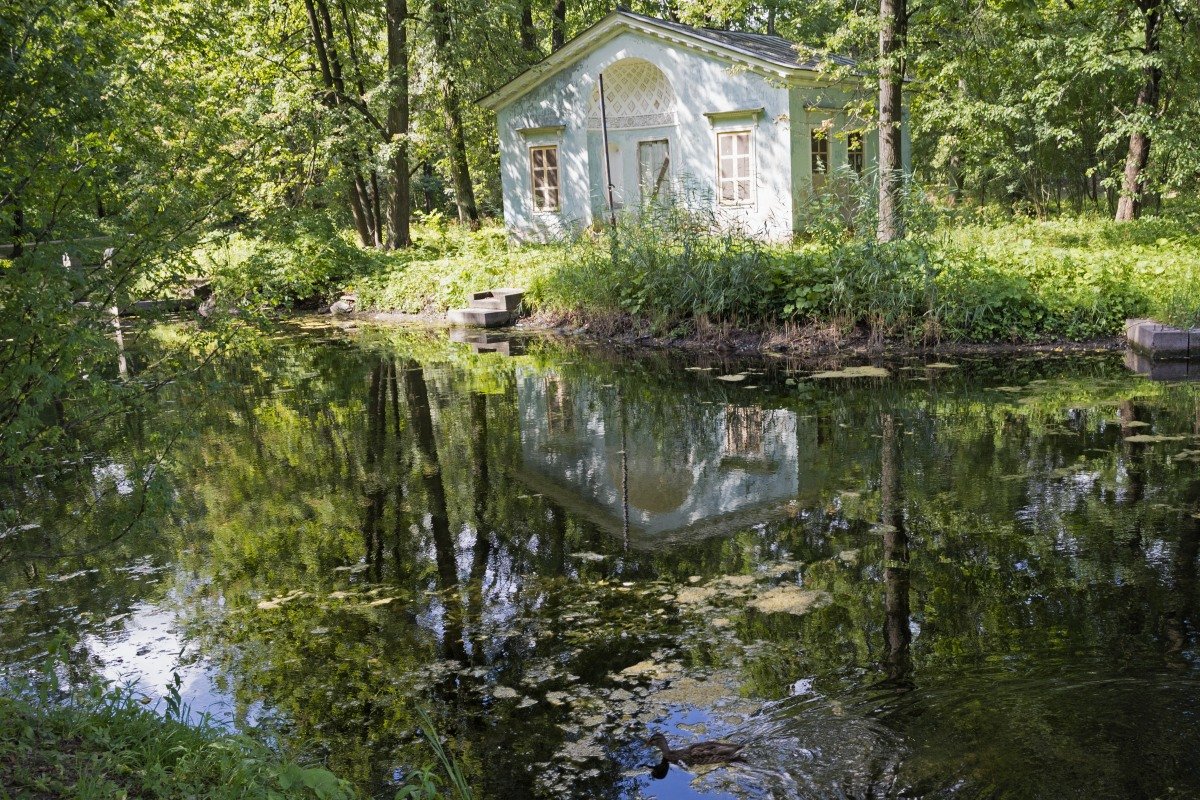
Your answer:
493;29;905;243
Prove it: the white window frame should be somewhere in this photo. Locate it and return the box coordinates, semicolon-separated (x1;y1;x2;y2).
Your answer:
716;130;755;207
810;127;830;188
529;144;561;213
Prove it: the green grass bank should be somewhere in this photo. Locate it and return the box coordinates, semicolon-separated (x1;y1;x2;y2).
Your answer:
0;688;357;799
199;205;1200;346
0;652;471;800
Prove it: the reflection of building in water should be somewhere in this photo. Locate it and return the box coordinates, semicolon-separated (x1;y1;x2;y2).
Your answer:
515;371;800;546
723;405;765;459
545;376;575;434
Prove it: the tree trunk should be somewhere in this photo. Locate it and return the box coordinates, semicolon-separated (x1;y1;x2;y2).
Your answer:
422;162;435;213
363;361;388;580
9;203;23;259
303;0;376;247
338;0;384;246
1115;0;1163;222
552;0;566;52
877;0;906;242
316;0;379;242
429;0;479;228
948;153;964;205
385;0;411;248
880;412;911;683
368;172;383;246
443;99;479;228
520;0;537;54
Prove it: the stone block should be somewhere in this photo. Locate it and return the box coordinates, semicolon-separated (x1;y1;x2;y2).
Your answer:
469;288;525;312
1125;319;1191;356
447;308;513;328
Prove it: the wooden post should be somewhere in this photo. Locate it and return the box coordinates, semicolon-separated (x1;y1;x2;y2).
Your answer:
598;73;617;230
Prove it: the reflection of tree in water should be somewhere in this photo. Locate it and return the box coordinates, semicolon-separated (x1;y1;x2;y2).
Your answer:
18;331;1200;799
1165;478;1199;663
879;412;911;687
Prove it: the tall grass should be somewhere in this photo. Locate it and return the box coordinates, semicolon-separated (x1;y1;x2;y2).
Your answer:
199;193;1200;342
395;709;475;800
3;640;476;800
0;675;356;799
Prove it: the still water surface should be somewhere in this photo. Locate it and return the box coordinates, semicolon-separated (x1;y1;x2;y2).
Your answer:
3;321;1200;799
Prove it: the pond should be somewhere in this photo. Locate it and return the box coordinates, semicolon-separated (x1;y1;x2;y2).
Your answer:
3;321;1199;799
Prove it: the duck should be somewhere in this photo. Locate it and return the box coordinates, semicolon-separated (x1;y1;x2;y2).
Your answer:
646;732;745;767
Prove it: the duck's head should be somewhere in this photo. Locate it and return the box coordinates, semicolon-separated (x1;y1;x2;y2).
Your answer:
645;732;669;750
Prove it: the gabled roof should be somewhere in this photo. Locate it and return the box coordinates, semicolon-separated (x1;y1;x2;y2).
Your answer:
479;8;857;111
618;9;858;72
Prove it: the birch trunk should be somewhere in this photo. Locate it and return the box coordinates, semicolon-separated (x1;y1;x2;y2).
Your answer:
1115;0;1163;222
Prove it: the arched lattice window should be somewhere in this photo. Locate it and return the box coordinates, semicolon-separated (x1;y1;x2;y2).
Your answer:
587;59;677;130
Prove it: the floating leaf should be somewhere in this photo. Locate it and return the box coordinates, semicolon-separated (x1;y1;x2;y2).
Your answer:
748;586;832;616
1124;434;1187;443
810;366;890;379
716;374;747;382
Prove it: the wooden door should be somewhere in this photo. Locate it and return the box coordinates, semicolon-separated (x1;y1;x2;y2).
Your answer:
637;139;671;207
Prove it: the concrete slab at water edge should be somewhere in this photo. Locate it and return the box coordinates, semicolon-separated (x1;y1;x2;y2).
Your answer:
448;287;525;328
1125;318;1200;357
447;308;514;328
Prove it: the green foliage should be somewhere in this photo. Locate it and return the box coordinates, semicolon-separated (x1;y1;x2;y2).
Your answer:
203;215;386;308
353;222;563;313
938;210;1200;336
0;0;271;478
537;207;777;325
0;680;358;800
351;202;1199;343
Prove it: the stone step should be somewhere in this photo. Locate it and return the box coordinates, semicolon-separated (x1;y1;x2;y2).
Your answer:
447;308;513;328
470;288;525;312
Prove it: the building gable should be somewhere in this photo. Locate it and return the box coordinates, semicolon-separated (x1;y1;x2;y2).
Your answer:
479;9;855;113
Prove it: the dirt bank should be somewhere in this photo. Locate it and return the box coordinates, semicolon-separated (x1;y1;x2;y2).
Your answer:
350;308;1125;359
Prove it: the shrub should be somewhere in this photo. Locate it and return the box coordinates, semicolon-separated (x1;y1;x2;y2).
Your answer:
200;201;1200;342
536;205;778;326
201;214;383;308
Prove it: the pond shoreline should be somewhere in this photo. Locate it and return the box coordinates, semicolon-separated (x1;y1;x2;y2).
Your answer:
347;309;1125;358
